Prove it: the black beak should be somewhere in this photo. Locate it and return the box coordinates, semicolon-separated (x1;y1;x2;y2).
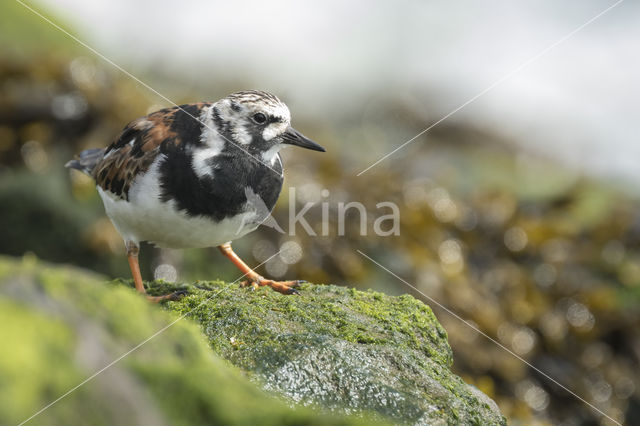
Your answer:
281;126;325;152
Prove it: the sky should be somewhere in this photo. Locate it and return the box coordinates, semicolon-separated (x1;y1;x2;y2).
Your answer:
38;0;640;186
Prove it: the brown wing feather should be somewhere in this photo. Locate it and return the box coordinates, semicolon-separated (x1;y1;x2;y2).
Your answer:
93;103;209;199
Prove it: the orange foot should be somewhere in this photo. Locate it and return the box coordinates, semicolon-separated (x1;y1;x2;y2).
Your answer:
240;273;305;295
218;242;306;295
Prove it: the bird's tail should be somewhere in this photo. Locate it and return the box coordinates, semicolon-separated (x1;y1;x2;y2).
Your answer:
65;148;105;175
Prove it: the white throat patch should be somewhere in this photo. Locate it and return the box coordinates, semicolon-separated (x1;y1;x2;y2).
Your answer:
261;144;284;165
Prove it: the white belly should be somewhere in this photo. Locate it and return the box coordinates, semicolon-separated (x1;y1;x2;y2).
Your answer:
97;157;259;248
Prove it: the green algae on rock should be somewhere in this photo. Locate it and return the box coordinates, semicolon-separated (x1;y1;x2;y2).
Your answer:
152;279;505;425
0;255;373;426
0;254;503;425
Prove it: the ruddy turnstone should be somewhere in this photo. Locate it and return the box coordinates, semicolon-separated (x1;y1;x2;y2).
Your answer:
67;90;325;301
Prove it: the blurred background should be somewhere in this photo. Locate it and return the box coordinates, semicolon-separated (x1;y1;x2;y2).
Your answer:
2;0;639;424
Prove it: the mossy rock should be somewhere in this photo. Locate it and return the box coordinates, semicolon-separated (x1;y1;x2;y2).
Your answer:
0;255;504;425
133;279;504;425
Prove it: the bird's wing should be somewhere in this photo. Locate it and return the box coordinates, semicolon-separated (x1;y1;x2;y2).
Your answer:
93;103;210;199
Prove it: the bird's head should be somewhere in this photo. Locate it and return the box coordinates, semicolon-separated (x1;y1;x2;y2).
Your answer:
213;90;325;163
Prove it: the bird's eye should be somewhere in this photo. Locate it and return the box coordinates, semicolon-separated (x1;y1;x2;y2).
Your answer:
252;113;267;124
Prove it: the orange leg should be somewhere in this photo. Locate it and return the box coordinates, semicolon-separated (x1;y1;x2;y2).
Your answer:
218;242;303;295
126;241;146;294
126;241;185;302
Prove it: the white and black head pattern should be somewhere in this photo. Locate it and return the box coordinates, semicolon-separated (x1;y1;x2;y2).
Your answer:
217;91;290;143
211;91;324;164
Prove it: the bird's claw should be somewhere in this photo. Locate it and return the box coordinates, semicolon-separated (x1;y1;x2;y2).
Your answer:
287;287;300;295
